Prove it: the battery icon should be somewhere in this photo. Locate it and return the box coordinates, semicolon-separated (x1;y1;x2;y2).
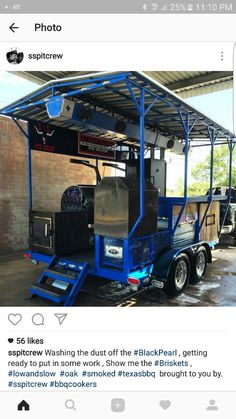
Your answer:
187;3;193;11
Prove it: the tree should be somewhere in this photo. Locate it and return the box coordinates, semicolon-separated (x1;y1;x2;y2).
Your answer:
175;178;209;197
187;181;209;196
191;145;236;187
174;145;236;197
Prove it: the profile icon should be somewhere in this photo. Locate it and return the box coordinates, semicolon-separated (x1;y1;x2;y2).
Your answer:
206;399;218;411
6;48;24;64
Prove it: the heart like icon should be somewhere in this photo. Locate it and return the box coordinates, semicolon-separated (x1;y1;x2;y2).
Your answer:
8;338;14;343
160;400;171;410
8;313;22;326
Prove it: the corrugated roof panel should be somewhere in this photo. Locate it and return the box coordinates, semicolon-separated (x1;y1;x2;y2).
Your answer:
1;71;234;145
10;70;233;98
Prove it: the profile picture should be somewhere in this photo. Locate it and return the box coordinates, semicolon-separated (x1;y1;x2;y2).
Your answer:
6;48;24;64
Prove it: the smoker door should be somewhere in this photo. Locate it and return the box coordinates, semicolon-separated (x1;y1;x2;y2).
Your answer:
29;214;53;251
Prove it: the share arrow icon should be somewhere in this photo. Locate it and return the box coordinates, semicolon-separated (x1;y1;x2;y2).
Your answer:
54;313;68;325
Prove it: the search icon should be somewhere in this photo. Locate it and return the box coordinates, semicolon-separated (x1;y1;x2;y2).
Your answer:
65;399;76;410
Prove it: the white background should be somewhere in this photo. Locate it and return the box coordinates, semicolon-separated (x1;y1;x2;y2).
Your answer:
0;10;235;419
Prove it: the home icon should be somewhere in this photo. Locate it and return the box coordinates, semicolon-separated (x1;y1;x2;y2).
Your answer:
17;400;30;411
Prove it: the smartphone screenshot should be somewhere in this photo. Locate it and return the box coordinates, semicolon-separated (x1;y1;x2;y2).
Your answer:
0;1;235;417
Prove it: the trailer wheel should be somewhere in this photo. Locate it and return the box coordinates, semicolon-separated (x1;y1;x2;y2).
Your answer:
190;246;207;284
165;253;190;296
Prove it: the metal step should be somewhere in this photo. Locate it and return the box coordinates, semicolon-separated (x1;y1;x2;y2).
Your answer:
44;268;77;284
50;266;78;277
30;258;89;306
30;283;68;303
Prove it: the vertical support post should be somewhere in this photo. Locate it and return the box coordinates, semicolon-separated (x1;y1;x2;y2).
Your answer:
172;112;190;235
199;129;216;233
95;158;99;185
183;113;189;201
128;87;145;238
139;87;145;226
209;134;214;201
219;139;234;237
198;130;216;233
27;126;33;211
228;139;233;200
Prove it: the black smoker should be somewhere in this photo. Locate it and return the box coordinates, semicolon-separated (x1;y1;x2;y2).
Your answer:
61;184;96;225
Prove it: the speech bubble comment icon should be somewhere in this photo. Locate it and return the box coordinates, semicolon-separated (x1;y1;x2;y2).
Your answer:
32;313;44;326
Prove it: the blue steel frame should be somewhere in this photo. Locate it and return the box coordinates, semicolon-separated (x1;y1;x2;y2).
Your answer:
94;82;158;282
219;139;235;236
3;74;131;116
2;72;236;286
197;128;217;236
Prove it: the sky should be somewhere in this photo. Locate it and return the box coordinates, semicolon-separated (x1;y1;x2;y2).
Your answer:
186;88;233;132
0;72;234;190
0;72;37;108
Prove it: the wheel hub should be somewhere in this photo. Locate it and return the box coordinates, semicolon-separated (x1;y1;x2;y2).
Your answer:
196;251;206;276
174;260;187;290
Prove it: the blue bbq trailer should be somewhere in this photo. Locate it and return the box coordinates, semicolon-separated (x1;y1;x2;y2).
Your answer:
1;71;235;306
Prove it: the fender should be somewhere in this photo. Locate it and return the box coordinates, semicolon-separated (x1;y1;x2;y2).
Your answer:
151;242;212;281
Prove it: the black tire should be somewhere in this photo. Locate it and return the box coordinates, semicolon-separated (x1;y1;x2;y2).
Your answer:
190;246;208;284
165;253;190;296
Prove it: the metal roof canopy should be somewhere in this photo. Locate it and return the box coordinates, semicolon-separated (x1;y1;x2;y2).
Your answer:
0;71;235;147
10;71;233;99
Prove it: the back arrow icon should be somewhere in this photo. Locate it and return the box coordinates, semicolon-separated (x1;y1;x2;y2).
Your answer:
9;23;19;33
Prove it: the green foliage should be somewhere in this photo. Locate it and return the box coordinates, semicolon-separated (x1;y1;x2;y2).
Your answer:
191;145;236;187
175;179;209;197
187;181;209;196
172;145;235;197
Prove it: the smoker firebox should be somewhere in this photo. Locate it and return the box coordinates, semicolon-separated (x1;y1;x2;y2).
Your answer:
29;210;89;256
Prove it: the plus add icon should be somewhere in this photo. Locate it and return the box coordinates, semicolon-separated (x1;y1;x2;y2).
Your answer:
111;399;125;412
